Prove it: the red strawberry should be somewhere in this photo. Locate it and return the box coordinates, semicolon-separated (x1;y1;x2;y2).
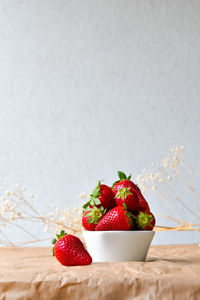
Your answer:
98;184;115;209
132;184;150;212
135;211;155;230
83;181;115;210
95;205;134;231
113;171;140;212
82;206;106;231
113;171;149;213
52;230;92;266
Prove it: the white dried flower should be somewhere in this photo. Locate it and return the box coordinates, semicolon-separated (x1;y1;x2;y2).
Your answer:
44;225;49;233
10;213;14;221
79;192;87;199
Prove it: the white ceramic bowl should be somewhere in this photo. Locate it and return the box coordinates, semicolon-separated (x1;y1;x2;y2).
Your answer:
83;230;155;262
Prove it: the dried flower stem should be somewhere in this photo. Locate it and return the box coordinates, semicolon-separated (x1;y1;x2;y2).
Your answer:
156;188;183;224
136;145;200;232
163;181;200;221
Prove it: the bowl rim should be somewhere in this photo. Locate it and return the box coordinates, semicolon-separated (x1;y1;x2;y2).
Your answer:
82;230;155;234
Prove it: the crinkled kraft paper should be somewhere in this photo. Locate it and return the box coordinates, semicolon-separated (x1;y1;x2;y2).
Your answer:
0;244;199;300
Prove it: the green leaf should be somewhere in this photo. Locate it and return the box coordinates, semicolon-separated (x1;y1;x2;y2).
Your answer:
55;230;67;240
52;231;67;256
127;174;132;180
100;206;104;212
91;181;101;198
123;202;128;210
115;187;132;200
94;198;101;205
92;190;100;198
88;217;95;223
82;200;90;209
111;180;119;189
118;171;127;180
90;199;95;206
85;212;93;217
130;213;136;219
85;207;92;212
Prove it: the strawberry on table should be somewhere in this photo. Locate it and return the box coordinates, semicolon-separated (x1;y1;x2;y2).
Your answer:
95;204;134;231
82;206;106;231
83;181;115;210
52;230;92;266
135;211;155;231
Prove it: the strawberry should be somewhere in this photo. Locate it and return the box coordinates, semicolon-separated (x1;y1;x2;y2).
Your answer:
113;171;149;213
132;184;150;212
113;171;140;212
95;204;134;231
51;230;92;266
135;211;155;230
83;181;115;210
82;206;106;231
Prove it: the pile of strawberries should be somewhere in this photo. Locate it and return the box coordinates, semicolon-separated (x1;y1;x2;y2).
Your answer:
82;171;155;232
52;171;155;266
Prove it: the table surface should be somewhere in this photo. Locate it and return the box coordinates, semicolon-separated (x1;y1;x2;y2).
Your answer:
0;244;199;300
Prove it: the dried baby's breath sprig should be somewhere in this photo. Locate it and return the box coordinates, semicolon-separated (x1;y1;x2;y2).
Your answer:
42;206;83;240
136;145;200;232
0;184;86;246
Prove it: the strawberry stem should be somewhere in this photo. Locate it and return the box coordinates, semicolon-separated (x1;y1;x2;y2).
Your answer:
85;206;106;224
115;187;132;200
117;171;132;181
51;230;67;256
82;181;102;209
122;203;134;229
136;212;153;230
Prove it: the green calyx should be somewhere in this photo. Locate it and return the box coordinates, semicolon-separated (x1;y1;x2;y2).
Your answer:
83;180;102;209
51;230;67;256
115;187;132;200
118;171;132;181
122;203;135;229
136;211;153;230
85;206;106;224
112;171;132;189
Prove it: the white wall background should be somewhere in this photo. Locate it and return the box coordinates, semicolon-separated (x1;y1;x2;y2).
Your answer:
0;0;199;245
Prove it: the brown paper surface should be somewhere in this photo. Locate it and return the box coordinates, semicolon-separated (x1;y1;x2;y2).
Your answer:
0;244;199;300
